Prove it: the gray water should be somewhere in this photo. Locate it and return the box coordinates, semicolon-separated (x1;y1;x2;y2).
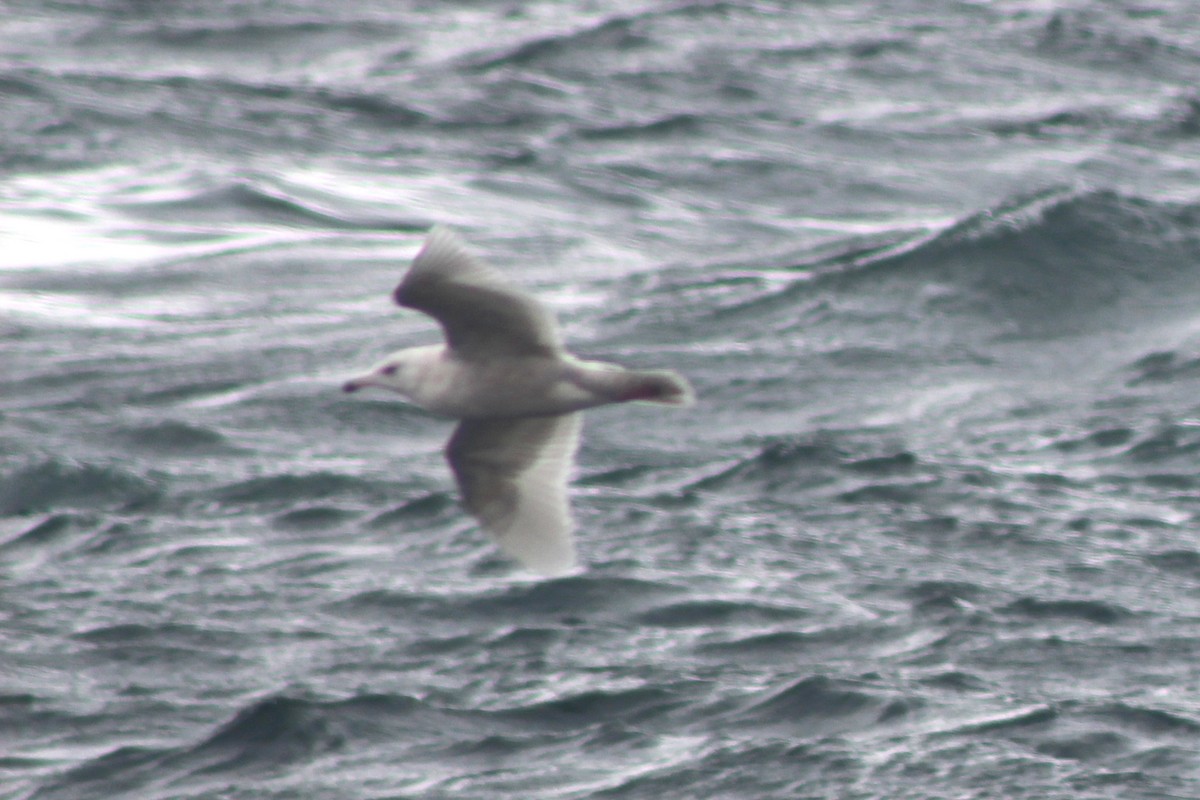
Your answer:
4;2;1200;798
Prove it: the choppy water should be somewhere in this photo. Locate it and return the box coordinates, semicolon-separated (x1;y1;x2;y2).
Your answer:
4;2;1200;798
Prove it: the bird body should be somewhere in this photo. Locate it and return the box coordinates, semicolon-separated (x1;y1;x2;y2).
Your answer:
342;226;693;574
346;348;687;419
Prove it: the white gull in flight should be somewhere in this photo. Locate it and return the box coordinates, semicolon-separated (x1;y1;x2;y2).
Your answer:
343;226;693;575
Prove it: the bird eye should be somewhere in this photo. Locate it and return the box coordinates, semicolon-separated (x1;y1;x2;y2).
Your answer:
381;365;398;376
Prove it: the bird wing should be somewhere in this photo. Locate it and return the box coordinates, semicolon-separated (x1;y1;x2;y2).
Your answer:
445;413;582;575
393;226;563;359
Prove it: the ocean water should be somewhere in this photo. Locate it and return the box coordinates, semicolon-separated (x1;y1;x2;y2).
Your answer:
4;1;1200;798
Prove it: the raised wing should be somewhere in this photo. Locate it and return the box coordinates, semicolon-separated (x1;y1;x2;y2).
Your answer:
445;413;582;575
394;226;563;359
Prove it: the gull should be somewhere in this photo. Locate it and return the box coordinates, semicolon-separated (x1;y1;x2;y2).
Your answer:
343;226;693;575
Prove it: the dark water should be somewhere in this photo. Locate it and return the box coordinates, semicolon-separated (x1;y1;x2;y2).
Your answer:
4;2;1200;798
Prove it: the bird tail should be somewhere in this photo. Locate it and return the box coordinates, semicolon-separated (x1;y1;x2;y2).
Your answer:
620;369;695;406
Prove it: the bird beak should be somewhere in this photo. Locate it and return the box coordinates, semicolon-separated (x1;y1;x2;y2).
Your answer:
342;369;375;393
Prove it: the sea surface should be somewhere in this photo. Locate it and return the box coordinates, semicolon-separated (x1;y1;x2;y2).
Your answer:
4;2;1200;798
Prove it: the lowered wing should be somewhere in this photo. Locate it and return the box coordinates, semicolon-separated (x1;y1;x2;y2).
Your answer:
445;413;582;575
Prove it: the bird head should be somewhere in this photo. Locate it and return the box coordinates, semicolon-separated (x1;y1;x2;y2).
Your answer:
342;346;440;398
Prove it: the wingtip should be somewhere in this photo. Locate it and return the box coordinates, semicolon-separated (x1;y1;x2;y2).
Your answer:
496;533;578;577
523;554;579;578
424;223;457;239
419;224;469;256
392;225;478;306
623;370;696;407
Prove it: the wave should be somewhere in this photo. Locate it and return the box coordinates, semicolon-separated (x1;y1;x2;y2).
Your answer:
686;432;924;503
457;573;687;621
906;579;989;615
493;685;682;729
636;598;806;628
186;694;433;769
1146;549;1200;578
1093;702;1200;736
932;696;1200;776
115;18;398;52
0;65;431;168
1120;422;1200;465
0;458;160;517
32;685;686;799
1036;9;1200;79
462;15;649;74
271;505;357;531
0;512;93;555
721;675;909;735
332;573;686;628
1002;596;1132;625
204;471;392;509
693;629;816;658
879;189;1200;336
32;693;436;799
640;190;1200;348
459;1;754;77
365;491;455;528
1125;349;1200;386
575;113;705;142
107;420;234;454
111;176;417;232
943;703;1060;737
70;622;254;677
